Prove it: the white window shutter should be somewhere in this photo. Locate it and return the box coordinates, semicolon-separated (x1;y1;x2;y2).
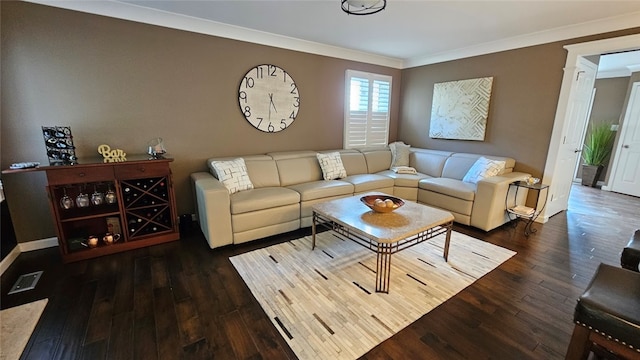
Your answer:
344;70;392;149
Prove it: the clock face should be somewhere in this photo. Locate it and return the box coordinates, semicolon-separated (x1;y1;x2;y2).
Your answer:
238;64;300;133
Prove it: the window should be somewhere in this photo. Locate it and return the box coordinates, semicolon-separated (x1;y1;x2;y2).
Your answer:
344;70;392;149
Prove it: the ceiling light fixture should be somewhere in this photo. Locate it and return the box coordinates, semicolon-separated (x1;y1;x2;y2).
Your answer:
341;0;386;15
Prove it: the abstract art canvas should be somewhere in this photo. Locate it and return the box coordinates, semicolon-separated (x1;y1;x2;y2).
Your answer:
429;77;493;141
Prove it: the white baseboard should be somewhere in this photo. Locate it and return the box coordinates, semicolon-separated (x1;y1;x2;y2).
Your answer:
18;237;58;252
0;237;58;276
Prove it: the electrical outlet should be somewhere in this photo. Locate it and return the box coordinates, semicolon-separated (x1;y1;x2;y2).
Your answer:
611;124;619;131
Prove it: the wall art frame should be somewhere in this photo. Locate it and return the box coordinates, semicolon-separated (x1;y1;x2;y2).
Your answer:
429;77;494;141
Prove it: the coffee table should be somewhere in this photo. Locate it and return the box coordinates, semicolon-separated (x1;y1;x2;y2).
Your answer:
311;192;455;293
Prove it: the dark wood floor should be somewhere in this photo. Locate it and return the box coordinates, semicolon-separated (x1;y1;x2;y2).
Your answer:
2;184;639;359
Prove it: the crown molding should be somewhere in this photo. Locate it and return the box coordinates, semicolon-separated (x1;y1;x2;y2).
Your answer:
24;0;405;69
403;11;640;69
596;69;631;79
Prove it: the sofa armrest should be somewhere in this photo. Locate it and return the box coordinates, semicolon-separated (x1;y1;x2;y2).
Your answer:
471;172;531;231
190;172;233;249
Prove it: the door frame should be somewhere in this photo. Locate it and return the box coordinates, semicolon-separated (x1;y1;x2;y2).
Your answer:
541;33;640;222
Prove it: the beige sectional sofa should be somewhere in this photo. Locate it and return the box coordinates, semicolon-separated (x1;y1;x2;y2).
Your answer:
191;147;530;249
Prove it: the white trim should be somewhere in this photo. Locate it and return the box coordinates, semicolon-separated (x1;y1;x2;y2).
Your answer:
597;69;632;79
0;237;59;276
19;237;59;252
541;33;640;220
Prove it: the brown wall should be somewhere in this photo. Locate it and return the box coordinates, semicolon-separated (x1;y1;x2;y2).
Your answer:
0;2;401;242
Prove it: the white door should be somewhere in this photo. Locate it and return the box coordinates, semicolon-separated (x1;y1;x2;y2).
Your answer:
545;57;598;218
611;82;640;197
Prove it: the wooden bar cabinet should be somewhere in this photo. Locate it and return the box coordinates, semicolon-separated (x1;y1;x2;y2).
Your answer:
39;156;179;262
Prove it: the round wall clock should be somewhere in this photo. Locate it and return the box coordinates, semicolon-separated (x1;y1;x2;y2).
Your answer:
238;64;300;133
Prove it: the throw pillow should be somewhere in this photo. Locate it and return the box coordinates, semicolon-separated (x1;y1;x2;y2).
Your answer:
389;141;411;168
462;157;506;184
316;152;347;180
210;158;254;194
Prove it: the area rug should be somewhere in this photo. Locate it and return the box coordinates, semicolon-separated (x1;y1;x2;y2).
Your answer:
230;231;516;360
0;298;48;360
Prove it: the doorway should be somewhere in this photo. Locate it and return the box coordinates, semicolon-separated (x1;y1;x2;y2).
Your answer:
541;33;640;221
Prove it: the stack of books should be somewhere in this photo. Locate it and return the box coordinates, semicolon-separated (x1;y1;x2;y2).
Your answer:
510;205;535;216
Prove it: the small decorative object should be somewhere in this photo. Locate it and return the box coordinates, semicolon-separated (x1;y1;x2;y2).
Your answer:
106;216;121;234
526;177;540;186
238;64;300;133
42;126;77;165
360;195;405;213
97;144;127;163
429;77;493;141
76;186;90;208
86;235;99;248
59;188;74;209
105;185;117;204
147;137;167;159
102;233;121;245
581;122;615;187
91;186;104;206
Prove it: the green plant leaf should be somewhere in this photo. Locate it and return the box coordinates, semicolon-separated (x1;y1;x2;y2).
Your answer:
582;122;615;166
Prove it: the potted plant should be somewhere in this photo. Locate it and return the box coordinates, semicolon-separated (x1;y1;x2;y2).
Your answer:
581;122;616;187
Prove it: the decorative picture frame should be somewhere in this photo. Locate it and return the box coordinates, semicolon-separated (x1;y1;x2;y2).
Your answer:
429;77;494;141
42;126;77;165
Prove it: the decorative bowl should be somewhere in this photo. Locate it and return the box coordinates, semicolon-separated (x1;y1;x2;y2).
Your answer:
360;195;405;213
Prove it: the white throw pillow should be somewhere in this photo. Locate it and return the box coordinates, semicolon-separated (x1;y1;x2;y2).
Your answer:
462;157;506;184
316;152;347;180
389;141;411;168
210;158;254;194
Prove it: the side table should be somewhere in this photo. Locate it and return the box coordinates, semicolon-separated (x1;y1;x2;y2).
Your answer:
506;180;549;236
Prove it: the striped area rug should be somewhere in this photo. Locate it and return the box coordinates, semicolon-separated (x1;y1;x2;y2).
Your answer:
230;231;515;360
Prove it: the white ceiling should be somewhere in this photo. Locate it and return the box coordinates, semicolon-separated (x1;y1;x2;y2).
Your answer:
28;0;640;70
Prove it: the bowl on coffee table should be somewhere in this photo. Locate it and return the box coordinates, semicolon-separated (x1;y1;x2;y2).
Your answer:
360;195;405;213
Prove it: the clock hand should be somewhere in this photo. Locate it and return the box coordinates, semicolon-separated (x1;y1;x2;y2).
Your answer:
269;93;278;113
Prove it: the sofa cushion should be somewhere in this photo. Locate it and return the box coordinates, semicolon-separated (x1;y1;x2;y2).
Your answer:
270;151;323;186
376;169;431;187
338;150;368;175
342;174;395;193
419;178;476;201
462;157;506;184
361;148;393;173
209;158;254;194
410;149;453;177
230;187;300;214
287;180;354;201
442;153;515;180
317;152;347;180
244;156;281;188
389;141;411;168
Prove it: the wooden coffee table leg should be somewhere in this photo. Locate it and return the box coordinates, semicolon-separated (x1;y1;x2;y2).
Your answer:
443;222;452;261
376;242;392;293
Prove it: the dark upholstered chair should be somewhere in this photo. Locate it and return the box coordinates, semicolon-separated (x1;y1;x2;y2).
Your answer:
621;229;640;272
565;263;640;360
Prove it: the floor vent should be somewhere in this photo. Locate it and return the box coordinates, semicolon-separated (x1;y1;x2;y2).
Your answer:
8;271;43;295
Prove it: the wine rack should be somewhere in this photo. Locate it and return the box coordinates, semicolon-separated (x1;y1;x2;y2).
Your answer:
36;157;179;263
121;177;173;239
